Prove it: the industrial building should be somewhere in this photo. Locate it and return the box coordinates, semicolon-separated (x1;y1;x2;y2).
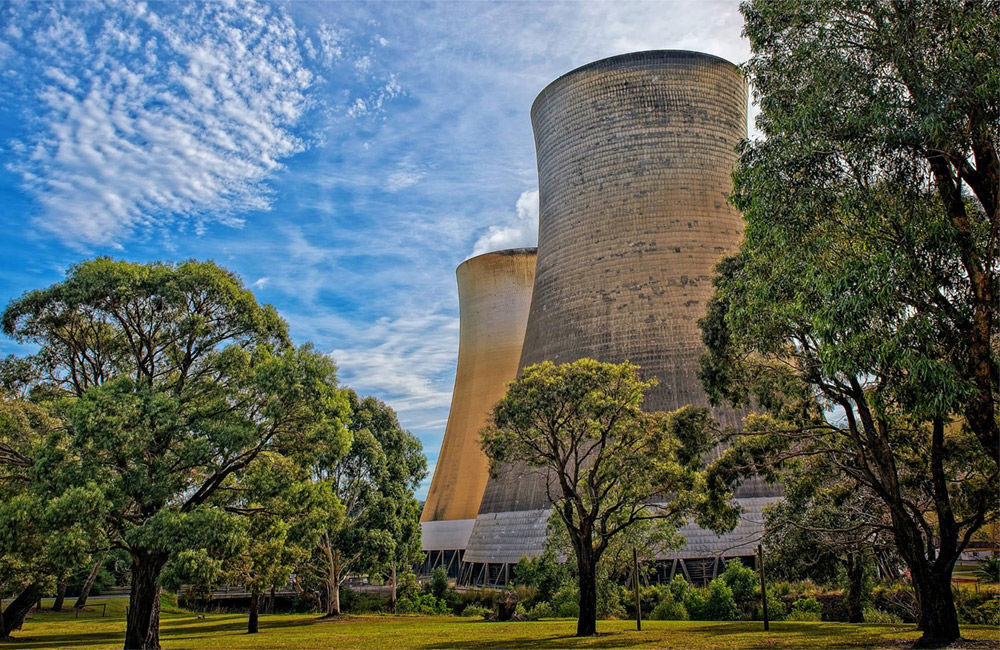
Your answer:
426;50;780;586
420;248;537;577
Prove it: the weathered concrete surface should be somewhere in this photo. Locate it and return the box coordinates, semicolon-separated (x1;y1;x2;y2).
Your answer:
464;50;774;569
420;248;536;551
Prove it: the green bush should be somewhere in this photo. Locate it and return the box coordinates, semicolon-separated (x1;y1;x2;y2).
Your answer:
763;590;787;621
341;586;386;613
557;601;580;618
704;578;740;621
512;550;570;602
597;576;626;619
684;587;708;620
529;602;554;619
550;584;578;616
650;595;689;620
669;574;690;601
975;556;1000;583
396;571;420;601
791;596;823;615
973;599;1000;626
721;560;758;605
863;607;903;624
460;605;491;618
786;609;822;621
430;567;449;600
396;593;448;615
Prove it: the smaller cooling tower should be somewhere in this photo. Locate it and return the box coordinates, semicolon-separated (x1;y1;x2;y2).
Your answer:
420;248;537;573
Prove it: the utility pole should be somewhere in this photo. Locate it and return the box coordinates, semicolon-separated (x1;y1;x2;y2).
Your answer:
757;544;769;631
633;547;641;631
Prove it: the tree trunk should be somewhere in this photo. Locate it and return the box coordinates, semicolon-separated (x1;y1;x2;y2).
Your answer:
247;591;260;634
844;554;864;623
325;549;341;617
911;566;961;647
268;587;276;614
576;548;598;636
75;551;108;609
1;583;43;639
390;560;397;614
51;576;68;612
123;551;168;650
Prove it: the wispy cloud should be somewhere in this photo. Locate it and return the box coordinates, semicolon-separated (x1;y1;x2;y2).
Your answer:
2;1;405;248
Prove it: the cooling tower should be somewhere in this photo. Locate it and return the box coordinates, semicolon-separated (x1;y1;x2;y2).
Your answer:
420;248;536;575
461;50;778;585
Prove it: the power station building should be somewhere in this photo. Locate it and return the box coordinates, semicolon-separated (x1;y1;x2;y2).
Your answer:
427;50;780;585
420;248;536;577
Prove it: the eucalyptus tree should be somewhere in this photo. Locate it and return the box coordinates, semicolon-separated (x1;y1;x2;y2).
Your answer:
301;390;425;616
699;1;998;643
1;259;348;650
481;359;717;637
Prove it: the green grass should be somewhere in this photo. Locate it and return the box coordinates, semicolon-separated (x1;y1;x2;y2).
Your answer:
4;599;998;649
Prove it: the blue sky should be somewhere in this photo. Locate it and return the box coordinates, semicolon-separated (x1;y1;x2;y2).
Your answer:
0;0;751;498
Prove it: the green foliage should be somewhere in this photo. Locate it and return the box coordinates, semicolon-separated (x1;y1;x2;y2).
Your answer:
651;595;689;621
430;567;449;600
704;3;1000;641
557;601;580;619
459;605;491;618
512;549;569;603
528;602;554;619
788;596;823;620
863;607;904;624
703;578;739;621
720;560;757;605
396;593;448;615
975;557;1000;583
669;574;690;602
763;590;787;622
483;359;720;634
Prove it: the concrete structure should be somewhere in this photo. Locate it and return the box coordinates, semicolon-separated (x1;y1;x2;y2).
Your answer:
460;50;779;586
420;248;536;576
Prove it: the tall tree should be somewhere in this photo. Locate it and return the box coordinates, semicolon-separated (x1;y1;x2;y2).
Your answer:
701;2;998;643
480;359;717;637
1;259;347;650
300;390;425;616
0;363;106;639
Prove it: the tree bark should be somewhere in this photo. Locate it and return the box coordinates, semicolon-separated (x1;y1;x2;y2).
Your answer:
123;551;168;650
844;553;864;623
576;547;597;636
51;576;68;612
390;560;397;614
247;591;260;634
910;564;961;647
1;583;43;639
325;548;341;617
75;552;108;609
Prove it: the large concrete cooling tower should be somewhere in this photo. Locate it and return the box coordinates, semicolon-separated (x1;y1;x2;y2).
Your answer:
420;248;536;576
461;51;778;586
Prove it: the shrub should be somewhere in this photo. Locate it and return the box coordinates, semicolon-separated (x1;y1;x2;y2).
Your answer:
871;581;918;623
341;586;386;613
512;550;569;602
529;602;554;619
721;560;758;605
975;556;1000;583
791;596;823;615
396;571;420;601
786;609;822;621
669;574;690;601
550;584;578;615
703;578;739;621
684;587;708;620
863;607;903;624
557;601;580;618
650;595;689;620
515;602;528;617
973;599;1000;626
430;567;449;600
597;576;626;619
460;605;491;618
396;593;448;615
763;590;787;621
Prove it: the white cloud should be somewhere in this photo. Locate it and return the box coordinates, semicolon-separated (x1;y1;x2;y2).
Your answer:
471;189;538;257
7;1;325;246
253;276;269;288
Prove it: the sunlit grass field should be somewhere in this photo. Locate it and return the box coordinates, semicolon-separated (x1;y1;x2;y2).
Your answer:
4;598;998;649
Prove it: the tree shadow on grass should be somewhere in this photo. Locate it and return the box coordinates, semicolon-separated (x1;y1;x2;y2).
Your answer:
1;615;319;649
420;630;649;649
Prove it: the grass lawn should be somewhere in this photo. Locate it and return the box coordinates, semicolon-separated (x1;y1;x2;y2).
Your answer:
3;599;998;649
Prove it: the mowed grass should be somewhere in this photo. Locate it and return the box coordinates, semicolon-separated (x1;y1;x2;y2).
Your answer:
4;599;999;649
